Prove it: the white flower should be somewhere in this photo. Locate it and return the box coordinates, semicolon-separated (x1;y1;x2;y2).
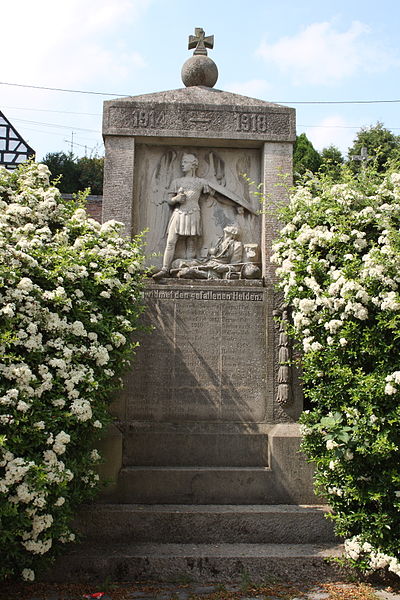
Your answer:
385;383;397;395
93;420;102;428
344;536;361;560
380;292;400;311
53;431;70;455
54;496;65;506
326;439;339;450
22;568;35;581
71;320;87;336
70;398;92;421
298;298;316;314
17;277;34;292
23;538;52;555
339;338;348;347
90;449;101;461
327;486;343;497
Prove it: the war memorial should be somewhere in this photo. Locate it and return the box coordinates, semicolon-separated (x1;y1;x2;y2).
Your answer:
56;28;339;582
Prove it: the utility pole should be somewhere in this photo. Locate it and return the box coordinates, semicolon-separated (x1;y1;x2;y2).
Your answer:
65;132;75;154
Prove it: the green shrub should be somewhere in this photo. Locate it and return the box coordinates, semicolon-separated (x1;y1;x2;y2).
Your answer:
272;167;400;577
0;162;145;581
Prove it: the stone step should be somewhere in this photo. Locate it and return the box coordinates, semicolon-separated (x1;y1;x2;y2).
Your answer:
75;504;337;544
106;466;318;504
123;431;269;467
45;542;344;583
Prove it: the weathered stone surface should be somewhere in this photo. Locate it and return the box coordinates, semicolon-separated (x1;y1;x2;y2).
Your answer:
181;56;218;88
134;145;261;271
94;424;122;493
119;281;270;424
45;542;344;584
123;430;269;467
103;87;295;143
75;504;337;544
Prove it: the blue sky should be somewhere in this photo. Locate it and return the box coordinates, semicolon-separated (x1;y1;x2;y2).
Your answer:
2;0;399;160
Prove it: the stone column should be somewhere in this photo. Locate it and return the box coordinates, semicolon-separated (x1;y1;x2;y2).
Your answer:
261;142;293;281
102;136;135;237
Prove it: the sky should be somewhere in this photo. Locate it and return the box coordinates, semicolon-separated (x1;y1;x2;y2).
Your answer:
2;0;400;161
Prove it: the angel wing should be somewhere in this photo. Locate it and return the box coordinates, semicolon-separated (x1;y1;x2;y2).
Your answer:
146;150;177;263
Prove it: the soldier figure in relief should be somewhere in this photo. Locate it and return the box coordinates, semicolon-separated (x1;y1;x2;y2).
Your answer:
153;153;211;279
153;152;256;279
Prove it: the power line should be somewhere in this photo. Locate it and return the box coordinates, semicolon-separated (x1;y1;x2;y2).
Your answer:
1;80;400;105
3;105;101;116
280;99;400;105
21;125;101;143
12;117;100;133
0;81;128;97
300;124;400;130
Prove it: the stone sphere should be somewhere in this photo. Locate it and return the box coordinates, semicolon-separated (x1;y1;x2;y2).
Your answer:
181;56;218;88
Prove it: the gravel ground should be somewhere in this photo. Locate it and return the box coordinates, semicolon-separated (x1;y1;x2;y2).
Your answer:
1;580;400;600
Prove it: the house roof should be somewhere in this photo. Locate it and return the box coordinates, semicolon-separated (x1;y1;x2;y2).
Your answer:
0;111;35;169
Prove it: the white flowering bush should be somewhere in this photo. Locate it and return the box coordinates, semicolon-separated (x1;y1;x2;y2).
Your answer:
272;168;400;577
0;162;146;581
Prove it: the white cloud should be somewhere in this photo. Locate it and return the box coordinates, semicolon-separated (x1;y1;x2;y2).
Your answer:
256;20;396;86
1;0;150;87
225;79;271;98
300;115;359;155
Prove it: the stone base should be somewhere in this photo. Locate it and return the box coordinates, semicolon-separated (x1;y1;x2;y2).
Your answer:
100;423;318;505
44;503;341;584
74;504;336;544
45;541;343;584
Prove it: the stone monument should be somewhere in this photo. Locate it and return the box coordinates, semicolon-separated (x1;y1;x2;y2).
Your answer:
55;29;338;584
101;28;309;491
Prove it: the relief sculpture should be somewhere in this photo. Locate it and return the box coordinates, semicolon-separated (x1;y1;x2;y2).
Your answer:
152;151;261;280
273;305;292;405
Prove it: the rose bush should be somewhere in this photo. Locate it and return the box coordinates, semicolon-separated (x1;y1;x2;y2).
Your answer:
271;167;400;577
0;162;146;581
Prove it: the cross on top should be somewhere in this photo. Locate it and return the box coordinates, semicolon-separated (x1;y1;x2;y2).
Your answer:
188;27;214;56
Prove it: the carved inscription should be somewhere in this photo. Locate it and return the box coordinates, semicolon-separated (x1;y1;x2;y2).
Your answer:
130;110;166;128
235;112;268;133
188;111;213;125
106;105;293;140
124;286;267;422
145;289;263;301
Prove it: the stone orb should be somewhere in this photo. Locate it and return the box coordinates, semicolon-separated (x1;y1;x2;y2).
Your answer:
181;56;218;88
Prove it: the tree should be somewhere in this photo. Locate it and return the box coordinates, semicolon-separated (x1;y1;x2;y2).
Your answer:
348;122;400;174
293;133;322;182
41;152;104;195
77;156;104;195
319;145;344;181
41;152;80;193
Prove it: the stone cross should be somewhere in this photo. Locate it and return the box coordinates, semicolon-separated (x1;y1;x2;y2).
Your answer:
352;146;372;165
188;27;214;56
